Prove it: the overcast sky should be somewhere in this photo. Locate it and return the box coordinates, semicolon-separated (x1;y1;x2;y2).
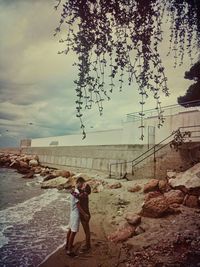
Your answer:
0;0;198;147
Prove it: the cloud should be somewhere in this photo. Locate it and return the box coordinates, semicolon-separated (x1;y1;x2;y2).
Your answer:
0;110;19;121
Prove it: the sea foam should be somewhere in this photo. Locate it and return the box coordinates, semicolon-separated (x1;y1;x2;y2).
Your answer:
0;189;59;249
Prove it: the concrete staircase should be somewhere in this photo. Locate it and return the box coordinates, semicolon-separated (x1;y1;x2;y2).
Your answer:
109;125;200;180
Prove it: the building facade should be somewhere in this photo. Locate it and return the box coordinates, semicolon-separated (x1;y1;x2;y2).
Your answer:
31;105;200;147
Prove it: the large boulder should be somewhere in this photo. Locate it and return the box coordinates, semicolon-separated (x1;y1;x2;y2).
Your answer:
166;170;176;179
143;179;159;193
32;155;39;161
0;156;10;166
158;180;171;193
164;190;184;205
17;167;31;174
124;213;141;226
140;196;169;218
145;191;163;201
10;160;20;168
19;161;29;169
20;155;31;162
169;163;200;194
127;185;142;192
184;195;199;208
86;179;105;193
52;170;70;178
107;222;135;243
60;170;71;178
108;182;122;189
41;176;69;189
29;159;39;167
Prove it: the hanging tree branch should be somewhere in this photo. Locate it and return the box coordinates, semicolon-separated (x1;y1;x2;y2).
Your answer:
54;0;200;139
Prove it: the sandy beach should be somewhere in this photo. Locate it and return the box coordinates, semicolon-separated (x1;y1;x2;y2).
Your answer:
0;154;200;267
38;176;146;267
38;170;200;267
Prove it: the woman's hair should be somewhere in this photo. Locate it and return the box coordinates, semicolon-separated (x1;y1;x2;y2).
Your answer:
76;177;85;184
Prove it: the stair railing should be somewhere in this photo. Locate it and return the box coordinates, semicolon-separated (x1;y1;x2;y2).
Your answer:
109;125;200;178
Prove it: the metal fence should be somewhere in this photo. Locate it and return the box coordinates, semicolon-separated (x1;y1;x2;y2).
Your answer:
126;100;200;122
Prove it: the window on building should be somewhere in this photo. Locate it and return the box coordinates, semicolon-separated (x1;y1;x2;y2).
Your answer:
49;141;59;146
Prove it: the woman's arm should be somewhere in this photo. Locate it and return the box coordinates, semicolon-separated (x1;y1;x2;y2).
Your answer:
71;189;88;199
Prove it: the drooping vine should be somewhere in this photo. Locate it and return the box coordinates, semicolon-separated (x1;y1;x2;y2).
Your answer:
54;0;200;139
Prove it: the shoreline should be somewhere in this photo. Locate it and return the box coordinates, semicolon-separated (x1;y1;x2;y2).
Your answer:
38;176;200;267
38;182;132;267
37;242;65;267
1;152;200;267
37;173;149;267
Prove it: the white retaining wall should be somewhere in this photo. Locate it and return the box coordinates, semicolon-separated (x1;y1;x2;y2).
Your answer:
31;110;200;147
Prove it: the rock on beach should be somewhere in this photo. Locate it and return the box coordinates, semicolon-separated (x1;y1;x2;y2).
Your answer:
107;222;135;243
164;190;184;205
41;176;69;189
140;196;170;218
143;179;159;193
169;162;200;190
125;213;141;225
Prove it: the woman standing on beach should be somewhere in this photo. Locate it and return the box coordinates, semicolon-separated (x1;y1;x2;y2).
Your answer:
66;177;90;257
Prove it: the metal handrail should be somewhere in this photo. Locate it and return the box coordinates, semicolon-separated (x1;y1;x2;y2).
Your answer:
126;100;200;122
109;132;174;178
109;124;200;178
132;142;169;169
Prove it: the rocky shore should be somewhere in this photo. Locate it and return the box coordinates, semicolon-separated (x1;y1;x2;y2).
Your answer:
0;152;200;266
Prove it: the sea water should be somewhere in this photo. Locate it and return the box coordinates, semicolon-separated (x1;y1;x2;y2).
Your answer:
0;168;70;267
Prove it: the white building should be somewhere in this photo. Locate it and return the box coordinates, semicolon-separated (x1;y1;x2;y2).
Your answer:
31;103;200;147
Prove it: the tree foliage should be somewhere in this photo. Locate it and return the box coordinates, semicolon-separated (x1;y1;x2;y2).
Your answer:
178;60;200;107
184;60;200;81
55;0;200;139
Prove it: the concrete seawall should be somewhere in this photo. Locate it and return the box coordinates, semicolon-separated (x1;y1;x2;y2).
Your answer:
21;143;199;179
2;143;199;179
23;145;148;174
